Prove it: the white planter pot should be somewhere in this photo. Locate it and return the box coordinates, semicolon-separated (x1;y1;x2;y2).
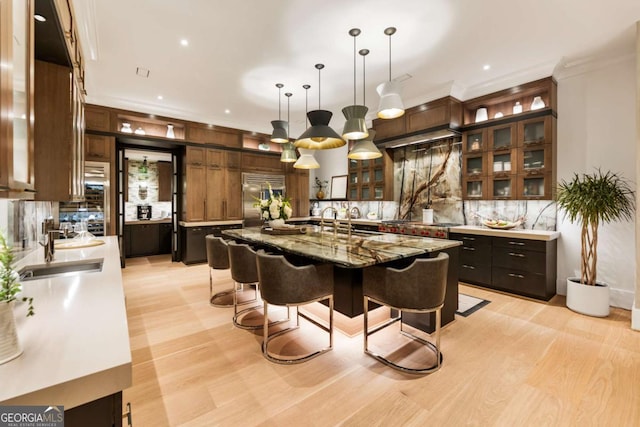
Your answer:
268;219;285;228
566;278;610;317
0;301;23;365
422;209;434;224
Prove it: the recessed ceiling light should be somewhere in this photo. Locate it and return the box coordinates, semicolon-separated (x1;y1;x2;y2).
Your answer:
483;64;491;71
34;14;46;22
180;39;189;47
157;95;163;100
224;109;231;114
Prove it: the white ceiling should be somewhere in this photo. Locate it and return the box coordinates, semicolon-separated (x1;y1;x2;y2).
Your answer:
73;0;640;139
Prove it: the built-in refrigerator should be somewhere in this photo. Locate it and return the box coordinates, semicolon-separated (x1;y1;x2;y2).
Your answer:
242;173;286;227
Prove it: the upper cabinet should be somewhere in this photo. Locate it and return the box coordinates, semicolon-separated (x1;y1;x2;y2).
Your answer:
0;0;36;198
460;77;557;201
347;146;394;201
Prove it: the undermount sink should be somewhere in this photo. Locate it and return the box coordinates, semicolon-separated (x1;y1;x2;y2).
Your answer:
18;258;104;282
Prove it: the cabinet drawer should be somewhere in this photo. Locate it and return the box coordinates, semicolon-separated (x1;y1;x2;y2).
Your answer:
492;247;546;273
460;248;491;266
493;236;546;252
459;262;491;286
451;233;492;249
492;267;548;299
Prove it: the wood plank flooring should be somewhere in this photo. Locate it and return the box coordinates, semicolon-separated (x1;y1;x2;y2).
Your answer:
121;255;640;426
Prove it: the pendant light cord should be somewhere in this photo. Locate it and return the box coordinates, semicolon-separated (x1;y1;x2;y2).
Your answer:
388;33;392;82
303;84;310;127
278;85;282;120
353;34;357;105
318;67;321;110
362;52;366;106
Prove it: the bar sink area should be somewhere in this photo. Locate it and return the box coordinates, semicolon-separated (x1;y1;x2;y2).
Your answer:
18;258;104;281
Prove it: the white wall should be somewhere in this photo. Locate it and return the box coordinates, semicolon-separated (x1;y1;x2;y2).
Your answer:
556;55;637;309
313;144;349;197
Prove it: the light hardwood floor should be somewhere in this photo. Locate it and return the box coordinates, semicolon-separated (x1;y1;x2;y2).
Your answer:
122;255;640;426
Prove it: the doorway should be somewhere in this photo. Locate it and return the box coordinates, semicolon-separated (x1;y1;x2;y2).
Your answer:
116;144;180;266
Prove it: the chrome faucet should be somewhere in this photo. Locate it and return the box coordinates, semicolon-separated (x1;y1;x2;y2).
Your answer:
320;206;339;238
40;220;56;263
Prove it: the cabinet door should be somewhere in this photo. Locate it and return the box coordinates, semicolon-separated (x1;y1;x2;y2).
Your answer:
206;149;223;168
517;116;552;146
184;164;206;221
130;224;160;256
462;129;487;153
0;0;36;195
157;161;172;202
225;151;241;169
85;135;111;161
488;123;516;150
185;146;206;165
205;166;224;220
85;105;111;131
296;169;309;216
224;168;242;220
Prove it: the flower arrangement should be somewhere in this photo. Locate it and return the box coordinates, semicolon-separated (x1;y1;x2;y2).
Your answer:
253;184;292;221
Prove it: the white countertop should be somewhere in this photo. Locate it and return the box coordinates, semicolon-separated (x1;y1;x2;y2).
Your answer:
449;225;560;241
0;236;132;409
179;220;244;227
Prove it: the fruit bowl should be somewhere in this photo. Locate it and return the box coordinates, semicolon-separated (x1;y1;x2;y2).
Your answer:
482;219;520;230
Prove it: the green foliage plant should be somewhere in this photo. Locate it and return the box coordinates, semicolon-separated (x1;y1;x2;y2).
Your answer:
0;232;34;316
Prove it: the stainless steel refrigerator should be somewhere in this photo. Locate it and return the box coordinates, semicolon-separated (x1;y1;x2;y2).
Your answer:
242;173;286;227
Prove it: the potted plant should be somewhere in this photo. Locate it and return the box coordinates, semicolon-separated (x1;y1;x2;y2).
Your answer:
0;232;34;364
556;169;635;317
314;177;328;200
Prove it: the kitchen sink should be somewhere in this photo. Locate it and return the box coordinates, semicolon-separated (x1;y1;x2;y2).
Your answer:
18;258;104;281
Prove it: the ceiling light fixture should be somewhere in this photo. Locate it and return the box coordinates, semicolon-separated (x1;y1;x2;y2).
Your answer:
295;64;345;150
180;39;189;46
294;84;320;169
483;64;491;71
377;27;405;119
348;49;382;160
270;83;288;143
280;92;297;163
342;28;368;141
157;95;163;100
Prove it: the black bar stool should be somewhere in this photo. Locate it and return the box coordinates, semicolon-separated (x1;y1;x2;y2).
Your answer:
205;235;234;307
363;252;449;374
256;251;334;364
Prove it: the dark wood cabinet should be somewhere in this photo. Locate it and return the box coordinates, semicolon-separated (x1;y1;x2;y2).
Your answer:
347;147;393;201
85;135;113;162
450;232;556;301
159;223;172;254
65;391;123;427
157;160;172;202
181;224;241;264
127;223;160;257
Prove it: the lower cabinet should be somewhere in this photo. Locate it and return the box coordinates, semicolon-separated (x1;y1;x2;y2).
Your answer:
180;224;242;264
65;391;123;427
450;232;557;301
125;222;173;258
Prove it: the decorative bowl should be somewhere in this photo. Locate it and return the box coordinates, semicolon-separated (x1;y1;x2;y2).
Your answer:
482;220;520;230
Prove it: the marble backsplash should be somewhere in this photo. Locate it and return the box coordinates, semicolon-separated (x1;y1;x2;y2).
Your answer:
0;199;57;261
126;159;172;221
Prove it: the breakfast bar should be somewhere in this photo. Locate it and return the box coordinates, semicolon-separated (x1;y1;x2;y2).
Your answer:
223;226;461;332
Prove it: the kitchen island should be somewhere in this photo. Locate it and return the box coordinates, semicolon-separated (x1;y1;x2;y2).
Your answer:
0;236;131;426
223;226;461;331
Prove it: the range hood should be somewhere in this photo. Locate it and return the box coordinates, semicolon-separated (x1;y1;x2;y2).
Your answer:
374;124;461;149
372;96;463;149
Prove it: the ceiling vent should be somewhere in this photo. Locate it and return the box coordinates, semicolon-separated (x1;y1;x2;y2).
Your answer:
136;67;150;78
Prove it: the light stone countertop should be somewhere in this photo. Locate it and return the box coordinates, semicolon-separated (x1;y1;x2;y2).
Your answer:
0;236;132;409
449;225;560;241
125;218;172;225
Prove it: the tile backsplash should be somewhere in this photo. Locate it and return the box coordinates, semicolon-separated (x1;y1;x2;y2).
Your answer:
0;199;57;261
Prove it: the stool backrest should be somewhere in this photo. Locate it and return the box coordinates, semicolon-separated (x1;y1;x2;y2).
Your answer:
256;251;333;306
385;252;449;310
206;235;230;270
227;241;259;283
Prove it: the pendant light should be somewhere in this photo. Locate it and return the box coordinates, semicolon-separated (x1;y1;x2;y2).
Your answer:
294;84;320;169
377;27;405;119
349;49;382;160
342;28;368;140
270;83;288;143
295;64;345;150
280;92;298;163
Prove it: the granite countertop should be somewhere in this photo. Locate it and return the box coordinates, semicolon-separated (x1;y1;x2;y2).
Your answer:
223;226;460;268
449;225;560;241
307;216;382;225
0;236;132;409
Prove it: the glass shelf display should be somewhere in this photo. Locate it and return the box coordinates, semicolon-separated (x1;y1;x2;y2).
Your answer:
492;127;513;149
522;120;545;144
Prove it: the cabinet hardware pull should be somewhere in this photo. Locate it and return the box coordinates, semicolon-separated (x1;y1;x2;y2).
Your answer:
508;273;525;279
462;237;475;241
462;264;476;269
122;402;133;426
508;241;525;246
463;247;476;251
508;252;525;258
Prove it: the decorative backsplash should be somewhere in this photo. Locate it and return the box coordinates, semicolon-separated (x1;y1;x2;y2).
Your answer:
125;159;172;221
0;200;57;261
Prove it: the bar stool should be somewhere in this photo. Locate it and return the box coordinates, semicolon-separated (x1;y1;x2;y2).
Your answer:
363;253;449;374
256;251;334;364
205;235;233;307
